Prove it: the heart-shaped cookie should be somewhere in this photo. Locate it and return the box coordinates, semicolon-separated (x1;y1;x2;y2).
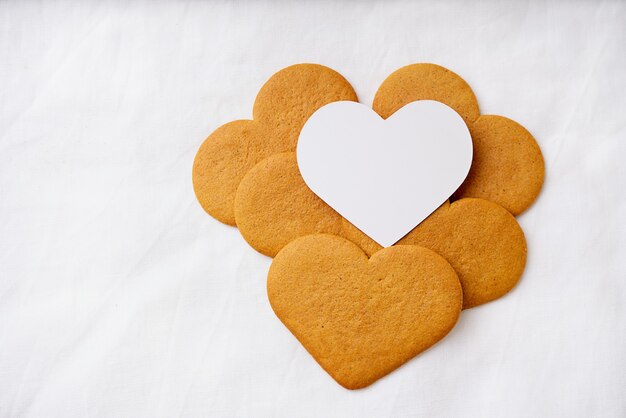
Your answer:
267;234;463;389
342;198;527;309
235;153;343;257
297;100;473;247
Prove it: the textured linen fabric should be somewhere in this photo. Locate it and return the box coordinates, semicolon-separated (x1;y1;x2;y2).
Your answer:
1;1;625;417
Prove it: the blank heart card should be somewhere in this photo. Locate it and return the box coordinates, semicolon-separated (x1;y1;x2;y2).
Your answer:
297;100;473;247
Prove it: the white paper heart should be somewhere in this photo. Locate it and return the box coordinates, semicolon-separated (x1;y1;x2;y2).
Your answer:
296;100;473;247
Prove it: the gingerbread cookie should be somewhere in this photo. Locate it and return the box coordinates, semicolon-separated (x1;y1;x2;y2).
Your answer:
253;63;358;150
192;121;278;225
235;153;343;257
341;198;527;309
193;64;357;225
373;63;480;124
373;63;544;215
453;115;545;215
268;234;462;389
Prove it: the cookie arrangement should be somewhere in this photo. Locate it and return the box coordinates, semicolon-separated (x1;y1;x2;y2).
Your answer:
193;63;544;389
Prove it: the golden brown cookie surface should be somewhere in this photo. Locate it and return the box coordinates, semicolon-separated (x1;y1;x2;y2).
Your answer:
193;64;357;225
453;115;545;215
235;153;343;257
373;63;480;123
341;199;527;309
192;120;279;225
268;234;462;389
254;63;358;150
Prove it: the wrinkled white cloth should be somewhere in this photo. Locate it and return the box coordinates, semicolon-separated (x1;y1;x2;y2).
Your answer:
1;1;625;417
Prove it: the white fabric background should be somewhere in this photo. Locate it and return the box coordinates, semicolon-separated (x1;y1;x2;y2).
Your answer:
1;1;625;417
